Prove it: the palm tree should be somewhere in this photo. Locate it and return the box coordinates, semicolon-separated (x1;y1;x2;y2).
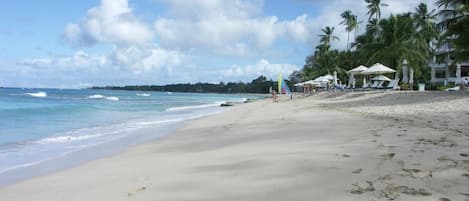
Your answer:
365;14;430;80
412;3;437;45
436;0;469;61
318;26;340;51
365;0;389;21
340;10;359;50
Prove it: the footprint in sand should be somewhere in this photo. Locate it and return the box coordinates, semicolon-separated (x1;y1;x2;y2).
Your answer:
127;186;146;197
380;185;432;199
437;156;458;166
437;198;450;201
352;168;363;174
396;133;406;137
400;168;432;178
349;181;375;194
377;174;392;182
380;153;395;160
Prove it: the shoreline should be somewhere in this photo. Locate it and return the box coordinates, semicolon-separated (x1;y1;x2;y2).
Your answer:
0;91;468;200
0;103;235;187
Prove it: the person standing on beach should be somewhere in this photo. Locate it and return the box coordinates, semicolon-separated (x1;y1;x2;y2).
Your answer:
272;90;277;102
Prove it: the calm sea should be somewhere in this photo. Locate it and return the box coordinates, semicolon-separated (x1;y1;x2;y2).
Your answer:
0;88;260;185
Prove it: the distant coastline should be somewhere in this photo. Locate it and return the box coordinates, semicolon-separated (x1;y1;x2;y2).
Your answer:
90;75;283;94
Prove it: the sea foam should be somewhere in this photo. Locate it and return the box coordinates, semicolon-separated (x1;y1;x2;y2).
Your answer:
105;96;119;101
87;94;119;101
166;101;225;112
35;134;101;144
26;92;47;98
88;94;105;99
136;93;151;97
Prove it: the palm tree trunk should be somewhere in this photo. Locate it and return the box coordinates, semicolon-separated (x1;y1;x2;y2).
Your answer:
347;32;350;50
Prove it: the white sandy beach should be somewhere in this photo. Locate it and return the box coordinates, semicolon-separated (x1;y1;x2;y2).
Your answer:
0;91;468;201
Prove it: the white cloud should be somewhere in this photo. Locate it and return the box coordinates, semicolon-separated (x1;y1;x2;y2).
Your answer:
109;46;188;74
18;51;108;71
154;0;316;56
15;48;298;87
63;0;154;46
18;45;187;76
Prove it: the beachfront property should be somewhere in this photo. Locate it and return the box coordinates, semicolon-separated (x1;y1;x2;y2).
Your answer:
429;42;469;84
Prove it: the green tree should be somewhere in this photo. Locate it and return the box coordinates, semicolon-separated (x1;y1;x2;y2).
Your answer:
365;0;388;21
340;10;359;50
412;3;438;45
437;0;469;61
363;14;430;81
317;26;339;54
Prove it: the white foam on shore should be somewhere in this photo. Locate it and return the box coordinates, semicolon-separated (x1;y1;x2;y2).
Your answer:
35;134;103;144
26;92;47;98
104;96;119;101
88;94;105;99
87;94;119;101
0;160;47;175
166;101;226;112
136;93;151;97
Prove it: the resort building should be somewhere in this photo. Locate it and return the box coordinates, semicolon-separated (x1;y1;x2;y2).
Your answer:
429;42;469;84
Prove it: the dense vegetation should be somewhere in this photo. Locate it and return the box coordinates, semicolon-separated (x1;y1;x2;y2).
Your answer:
291;0;469;85
92;75;280;94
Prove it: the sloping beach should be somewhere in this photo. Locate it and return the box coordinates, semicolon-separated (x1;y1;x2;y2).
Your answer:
1;91;468;201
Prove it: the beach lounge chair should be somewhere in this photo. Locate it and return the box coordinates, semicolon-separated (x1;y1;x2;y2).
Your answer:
370;81;379;88
376;81;385;88
390;78;400;90
380;78;400;90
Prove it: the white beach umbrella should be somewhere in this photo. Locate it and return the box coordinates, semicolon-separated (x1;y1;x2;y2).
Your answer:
313;76;330;82
371;75;392;81
409;68;414;85
303;80;319;85
322;74;334;80
402;59;409;83
294;82;305;87
348;65;368;88
456;64;462;84
347;65;369;74
362;63;396;75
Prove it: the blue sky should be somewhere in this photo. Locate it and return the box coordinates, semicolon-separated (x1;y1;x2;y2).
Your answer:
0;0;434;88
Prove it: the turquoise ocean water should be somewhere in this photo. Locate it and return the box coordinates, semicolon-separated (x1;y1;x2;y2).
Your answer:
0;88;259;184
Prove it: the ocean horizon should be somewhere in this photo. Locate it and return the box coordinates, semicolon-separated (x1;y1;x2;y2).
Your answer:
0;87;261;185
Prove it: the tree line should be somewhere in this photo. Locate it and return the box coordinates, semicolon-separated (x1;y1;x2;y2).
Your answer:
289;0;468;85
91;75;281;94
